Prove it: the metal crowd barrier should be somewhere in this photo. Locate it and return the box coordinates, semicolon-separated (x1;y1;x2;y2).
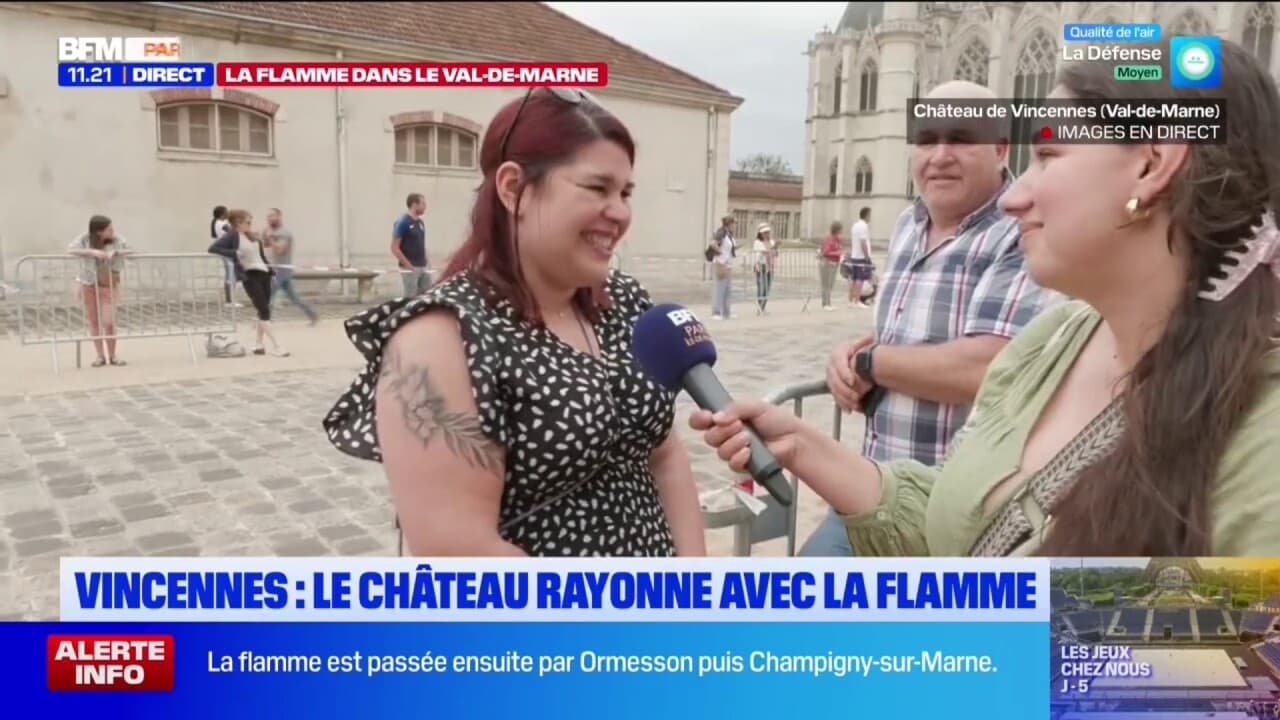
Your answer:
702;379;844;556
733;255;816;314
702;247;877;315
338;253;624;306
14;252;238;372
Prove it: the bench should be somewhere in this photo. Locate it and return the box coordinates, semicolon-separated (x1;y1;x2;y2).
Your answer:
290;268;381;303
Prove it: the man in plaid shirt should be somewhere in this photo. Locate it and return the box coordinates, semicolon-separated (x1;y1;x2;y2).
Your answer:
799;80;1059;556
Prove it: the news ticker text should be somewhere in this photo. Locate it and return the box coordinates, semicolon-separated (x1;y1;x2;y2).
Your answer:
46;633;1004;690
907;98;1228;144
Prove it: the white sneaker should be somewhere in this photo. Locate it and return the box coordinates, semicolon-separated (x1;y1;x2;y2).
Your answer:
711;314;724;320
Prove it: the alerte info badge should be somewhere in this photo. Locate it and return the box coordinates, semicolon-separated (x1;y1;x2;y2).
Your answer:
0;557;1054;718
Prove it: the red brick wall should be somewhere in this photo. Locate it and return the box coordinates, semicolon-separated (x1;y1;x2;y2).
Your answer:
390;110;482;136
149;88;279;116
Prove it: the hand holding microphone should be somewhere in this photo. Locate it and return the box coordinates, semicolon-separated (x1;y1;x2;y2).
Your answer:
631;303;796;506
686;402;803;477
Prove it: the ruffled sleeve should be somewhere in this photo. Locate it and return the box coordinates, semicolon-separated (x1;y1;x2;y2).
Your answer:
838;461;936;556
322;276;510;463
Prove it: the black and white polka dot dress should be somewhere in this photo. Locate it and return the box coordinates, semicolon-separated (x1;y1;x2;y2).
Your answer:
323;269;680;556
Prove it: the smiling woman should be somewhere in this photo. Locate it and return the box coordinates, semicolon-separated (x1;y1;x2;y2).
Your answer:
323;87;706;559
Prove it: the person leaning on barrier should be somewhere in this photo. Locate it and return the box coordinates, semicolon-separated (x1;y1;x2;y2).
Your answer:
796;79;1055;557
322;86;705;558
691;38;1280;557
68;214;134;367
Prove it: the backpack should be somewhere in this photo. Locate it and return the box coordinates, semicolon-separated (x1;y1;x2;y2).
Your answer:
206;334;246;358
706;228;735;261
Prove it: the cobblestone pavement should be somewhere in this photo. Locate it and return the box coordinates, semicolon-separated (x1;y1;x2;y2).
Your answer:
0;298;876;620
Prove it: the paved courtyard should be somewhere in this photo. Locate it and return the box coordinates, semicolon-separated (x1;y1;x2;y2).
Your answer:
0;291;875;620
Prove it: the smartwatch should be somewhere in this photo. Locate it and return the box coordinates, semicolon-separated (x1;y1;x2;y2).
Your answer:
855;343;885;417
855;343;879;385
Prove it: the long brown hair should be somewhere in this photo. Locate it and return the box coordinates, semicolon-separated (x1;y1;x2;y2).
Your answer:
87;215;112;250
1039;38;1280;555
440;88;636;325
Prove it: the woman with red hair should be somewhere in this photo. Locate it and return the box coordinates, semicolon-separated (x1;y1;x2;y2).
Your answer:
325;87;706;558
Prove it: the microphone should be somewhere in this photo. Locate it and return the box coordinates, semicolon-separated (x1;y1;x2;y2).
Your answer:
631;303;794;507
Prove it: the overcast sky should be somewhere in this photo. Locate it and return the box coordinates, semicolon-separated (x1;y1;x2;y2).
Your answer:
547;2;848;175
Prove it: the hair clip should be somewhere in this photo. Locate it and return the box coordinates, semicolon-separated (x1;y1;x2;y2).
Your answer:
1199;209;1280;302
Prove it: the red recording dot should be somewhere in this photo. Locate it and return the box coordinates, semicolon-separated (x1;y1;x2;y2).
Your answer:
1040;126;1053;139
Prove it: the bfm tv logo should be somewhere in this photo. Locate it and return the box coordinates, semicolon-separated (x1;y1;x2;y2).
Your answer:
665;309;699;326
46;634;174;691
58;36;182;62
666;308;711;347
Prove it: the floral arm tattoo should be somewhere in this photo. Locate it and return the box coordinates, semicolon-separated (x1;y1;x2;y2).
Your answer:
379;347;502;476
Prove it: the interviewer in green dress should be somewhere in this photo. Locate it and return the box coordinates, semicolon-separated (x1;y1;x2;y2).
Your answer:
691;38;1280;557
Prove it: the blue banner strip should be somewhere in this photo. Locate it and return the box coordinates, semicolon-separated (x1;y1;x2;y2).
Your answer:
3;621;1048;718
123;62;215;87
58;63;124;87
58;62;214;87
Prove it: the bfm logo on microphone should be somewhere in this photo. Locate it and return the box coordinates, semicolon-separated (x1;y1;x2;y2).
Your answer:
665;309;710;348
665;309;698;326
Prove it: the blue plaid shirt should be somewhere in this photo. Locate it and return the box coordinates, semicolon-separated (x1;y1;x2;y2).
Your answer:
865;174;1059;466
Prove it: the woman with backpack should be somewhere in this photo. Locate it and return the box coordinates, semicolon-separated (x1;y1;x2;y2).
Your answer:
707;215;736;320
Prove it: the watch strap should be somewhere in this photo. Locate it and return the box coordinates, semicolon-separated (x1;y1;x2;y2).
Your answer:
856;343;879;383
